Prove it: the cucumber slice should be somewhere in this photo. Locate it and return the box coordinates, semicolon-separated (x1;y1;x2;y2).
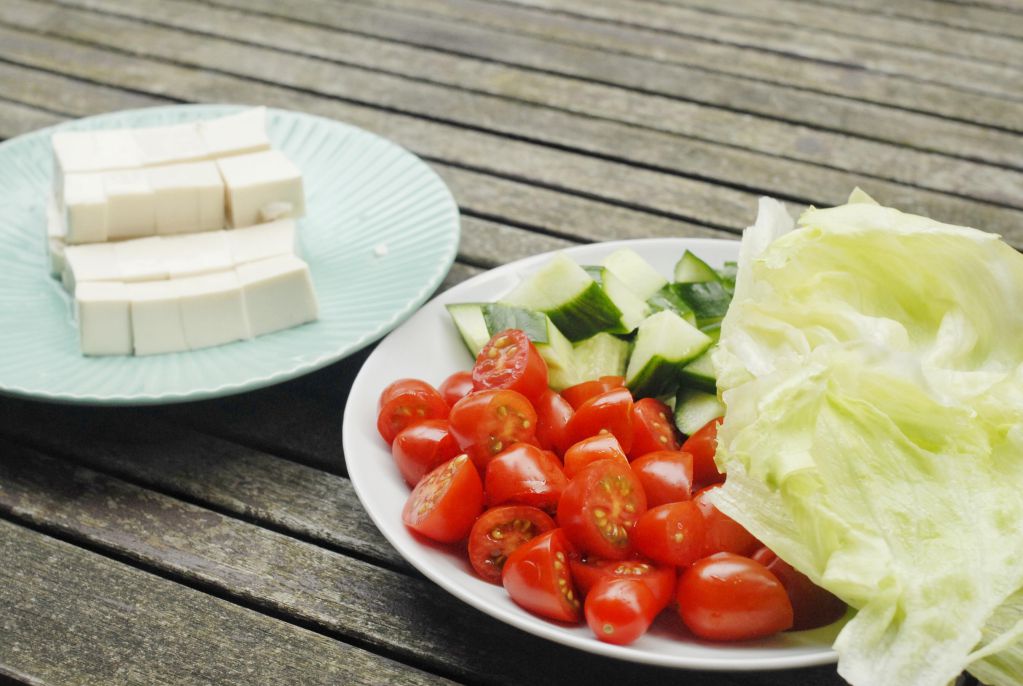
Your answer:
674;388;725;436
679;346;717;393
672;281;732;326
717;261;738;292
601;268;650;333
625;310;713;399
582;265;603;282
446;303;490;357
532;315;577;391
482;303;577;391
573;332;631;381
674;250;720;284
502;254;625;342
647;284;697;325
602;248;668;300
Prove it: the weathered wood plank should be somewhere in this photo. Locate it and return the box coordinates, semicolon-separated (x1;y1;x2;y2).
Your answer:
0;98;61;138
807;0;1023;39
0;519;451;686
0;60;169;116
0;442;846;686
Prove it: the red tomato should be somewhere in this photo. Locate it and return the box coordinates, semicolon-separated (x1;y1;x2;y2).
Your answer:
561;376;625;410
502;529;581;622
632;501;705;568
467;505;556;583
472;329;549;402
630;450;694;506
448;389;538;470
563;433;630;479
533;389;574;456
676;553;793;641
565;387;635;454
751;548;846;631
438;370;474;407
682;417;725;488
584;577;658;645
557;460;646;560
630;398;680;458
402;454;483;543
693;485;760;557
391;419;461;487
569;557;675;611
484;443;568;512
377;382;450;445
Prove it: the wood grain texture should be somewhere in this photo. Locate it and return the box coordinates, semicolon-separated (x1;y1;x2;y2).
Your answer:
805;0;1023;39
0;98;61;137
0;519;451;686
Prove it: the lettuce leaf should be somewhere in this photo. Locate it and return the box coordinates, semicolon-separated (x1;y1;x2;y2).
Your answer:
711;194;1023;686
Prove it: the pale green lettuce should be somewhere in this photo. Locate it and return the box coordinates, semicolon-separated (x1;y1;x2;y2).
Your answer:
711;193;1023;686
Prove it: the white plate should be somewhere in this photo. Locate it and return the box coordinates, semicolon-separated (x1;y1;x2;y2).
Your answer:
343;238;842;670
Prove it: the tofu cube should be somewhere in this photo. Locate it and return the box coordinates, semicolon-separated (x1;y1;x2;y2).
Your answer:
90;130;144;171
114;236;167;283
198;107;271;159
63;242;119;292
75;282;133;356
148;161;225;235
227;219;297;266
217;150;304;229
162;231;233;280
176;271;250;350
134;122;209;167
130;280;188;356
63;173;109;244
238;255;318;338
103;170;156;240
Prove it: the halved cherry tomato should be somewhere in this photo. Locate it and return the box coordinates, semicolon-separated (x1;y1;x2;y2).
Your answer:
751;547;846;631
694;485;760;557
682;417;725;488
561;376;625;410
569;557;675;611
377;381;449;445
585;577;658;645
563;433;629;479
557;460;646;560
448;389;538;470
534;389;574;456
468;505;556;583
633;501;705;568
565;387;634;454
391;419;461;486
630;398;680;458
630;450;694;506
472;329;548;402
676;553;793;641
438;370;474;407
402;454;483;543
485;443;568;512
502;529;581;622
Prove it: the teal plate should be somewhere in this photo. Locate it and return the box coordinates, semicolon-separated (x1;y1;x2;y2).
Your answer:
0;105;460;405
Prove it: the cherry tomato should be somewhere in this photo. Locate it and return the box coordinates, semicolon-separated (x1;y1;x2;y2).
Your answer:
502;529;581;622
570;557;675;611
682;417;725;488
378;378;444;410
633;501;705;568
468;505;556;583
391;419;462;487
438;370;474;407
585;577;658;645
472;329;549;402
557;460;646;560
630;398;680;458
377;383;450;445
449;389;538;470
485;443;568;512
402;454;483;543
694;485;760;557
751;548;846;631
630;450;694;506
534;389;574;456
561;376;625;410
676;553;793;641
563;433;630;479
565;387;634;454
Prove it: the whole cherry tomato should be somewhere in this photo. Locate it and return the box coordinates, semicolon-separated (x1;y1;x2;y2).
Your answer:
557;460;646;560
632;501;705;568
751;547;847;631
472;329;549;402
502;529;581;622
379;378;443;409
377;379;449;445
682;417;725;488
485;443;568;512
562;376;625;410
533;389;574;456
402;454;483;543
468;505;555;583
630;450;694;506
438;370;474;407
585;577;658;645
391;419;461;486
565;387;634;454
563;433;630;479
693;485;760;557
630;398;680;458
448;389;538;470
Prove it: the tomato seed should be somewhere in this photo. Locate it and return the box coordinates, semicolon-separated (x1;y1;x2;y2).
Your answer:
493;336;509;347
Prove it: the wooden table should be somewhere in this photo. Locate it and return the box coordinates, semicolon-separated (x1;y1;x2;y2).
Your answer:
0;1;1020;684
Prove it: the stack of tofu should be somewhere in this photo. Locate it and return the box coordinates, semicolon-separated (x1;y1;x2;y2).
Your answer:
48;108;319;356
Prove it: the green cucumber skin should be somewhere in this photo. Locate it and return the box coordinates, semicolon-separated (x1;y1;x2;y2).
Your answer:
483;303;550;343
546;281;627;342
672;281;731;324
674;389;725;436
678;369;717;394
674;250;719;284
627;355;685;399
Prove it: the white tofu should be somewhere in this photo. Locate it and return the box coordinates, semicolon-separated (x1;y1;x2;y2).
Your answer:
91;130;144;171
103;170;156;240
217;149;304;228
63;173;108;244
130;280;188;356
75;282;133;356
227;219;297;266
176;271;250;350
198;107;271;159
133;122;209;167
114;236;167;283
148;161;225;235
162;231;233;280
63;242;119;292
237;255;318;338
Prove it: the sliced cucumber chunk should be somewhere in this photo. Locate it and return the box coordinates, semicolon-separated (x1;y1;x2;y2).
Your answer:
602;248;668;300
502;254;624;342
674;388;725;436
647;284;697;325
534;315;577;391
601;268;650;333
573;332;631;381
582;265;604;282
483;303;550;343
717;261;738;292
625;310;713;399
672;281;732;327
446;303;490;357
674;250;720;284
679;346;717;393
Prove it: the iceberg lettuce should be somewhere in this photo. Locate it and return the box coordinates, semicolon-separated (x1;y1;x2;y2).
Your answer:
711;193;1023;686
